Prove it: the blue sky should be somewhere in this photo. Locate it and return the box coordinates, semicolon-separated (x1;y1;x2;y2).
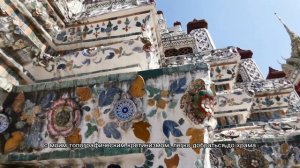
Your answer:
156;0;300;77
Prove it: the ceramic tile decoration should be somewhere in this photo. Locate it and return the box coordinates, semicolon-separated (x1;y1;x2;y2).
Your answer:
112;99;137;122
0;0;300;167
180;79;215;125
0;114;9;133
46;98;81;137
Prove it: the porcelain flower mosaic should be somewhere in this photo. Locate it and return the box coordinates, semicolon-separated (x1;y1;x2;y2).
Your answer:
180;79;215;124
46;98;81;137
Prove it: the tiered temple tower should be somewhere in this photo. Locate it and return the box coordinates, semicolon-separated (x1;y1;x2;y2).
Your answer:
0;1;299;167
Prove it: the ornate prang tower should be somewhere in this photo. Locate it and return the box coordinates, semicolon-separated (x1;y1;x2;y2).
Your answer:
0;1;299;168
275;13;300;96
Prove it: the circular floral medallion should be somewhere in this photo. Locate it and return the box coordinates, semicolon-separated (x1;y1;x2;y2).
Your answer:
180;79;215;125
0;114;9;133
113;99;137;122
47;99;81;137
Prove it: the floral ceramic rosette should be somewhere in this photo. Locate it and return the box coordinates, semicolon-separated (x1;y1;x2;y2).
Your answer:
180;79;215;125
46;98;81;137
109;93;144;131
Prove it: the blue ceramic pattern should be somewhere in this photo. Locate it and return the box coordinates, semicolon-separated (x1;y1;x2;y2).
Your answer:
0;114;9;133
163;120;183;138
23;120;44;150
103;122;121;140
135;149;154;168
98;88;120;107
101;21;118;33
105;52;115;60
82;59;91;65
40;92;56;110
169;77;187;95
56;31;67;41
113;99;137;121
260;145;273;155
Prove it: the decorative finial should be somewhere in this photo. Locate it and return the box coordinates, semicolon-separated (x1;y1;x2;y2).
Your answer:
275;12;300;62
274;13;296;39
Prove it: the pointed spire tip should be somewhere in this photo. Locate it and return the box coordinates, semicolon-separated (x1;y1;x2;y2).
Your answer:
274;12;296;40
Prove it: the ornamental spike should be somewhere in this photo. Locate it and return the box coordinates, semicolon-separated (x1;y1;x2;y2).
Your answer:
274;12;295;38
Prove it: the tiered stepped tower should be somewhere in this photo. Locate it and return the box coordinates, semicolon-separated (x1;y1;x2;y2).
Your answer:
0;1;299;167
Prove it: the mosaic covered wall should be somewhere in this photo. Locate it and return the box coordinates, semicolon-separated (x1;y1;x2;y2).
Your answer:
20;9;161;82
54;13;153;45
1;63;298;168
0;63;219;167
26;38;158;82
210;141;300;168
52;0;153;23
0;0;300;167
0;0;160;84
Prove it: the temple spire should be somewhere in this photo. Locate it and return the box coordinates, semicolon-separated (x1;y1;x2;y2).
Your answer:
275;13;297;40
275;13;300;63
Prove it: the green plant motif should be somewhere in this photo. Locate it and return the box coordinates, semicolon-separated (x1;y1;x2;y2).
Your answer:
85;123;98;138
123;18;131;32
216;66;221;73
261;97;274;107
83;25;93;39
101;20;118;36
136;15;150;31
215;66;223;79
94;24;101;38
